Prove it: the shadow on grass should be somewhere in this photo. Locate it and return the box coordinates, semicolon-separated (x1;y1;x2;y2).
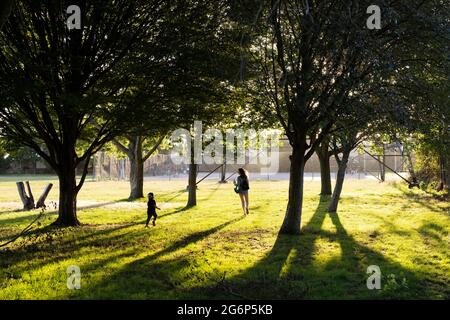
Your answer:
158;206;191;219
0;221;145;277
160;189;188;203
418;222;449;259
0;198;189;245
201;184;221;201
181;196;433;299
392;184;449;215
58;216;245;299
0;211;52;227
129;204;191;224
0;198;144;226
115;197;144;203
2;195;445;299
50;197;434;299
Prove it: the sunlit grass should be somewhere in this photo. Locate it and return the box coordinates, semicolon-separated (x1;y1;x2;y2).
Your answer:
0;176;448;299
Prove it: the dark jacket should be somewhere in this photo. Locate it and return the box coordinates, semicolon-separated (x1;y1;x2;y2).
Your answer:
236;175;250;191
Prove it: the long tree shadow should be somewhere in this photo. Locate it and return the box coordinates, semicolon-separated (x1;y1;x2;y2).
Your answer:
418;222;450;259
156;206;192;220
182;197;431;299
392;184;449;215
0;199;137;227
60;216;245;298
0;222;144;275
0;212;56;228
160;189;188;203
147;216;245;261
0;193;191;246
201;184;221;201
0;208;24;214
8;196;443;299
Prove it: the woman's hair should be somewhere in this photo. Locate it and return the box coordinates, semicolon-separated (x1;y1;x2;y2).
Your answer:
238;168;248;177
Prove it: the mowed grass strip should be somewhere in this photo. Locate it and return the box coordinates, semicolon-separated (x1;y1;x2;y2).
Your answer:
0;177;448;299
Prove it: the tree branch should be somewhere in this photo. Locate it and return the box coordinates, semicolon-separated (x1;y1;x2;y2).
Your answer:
112;138;130;155
143;134;166;162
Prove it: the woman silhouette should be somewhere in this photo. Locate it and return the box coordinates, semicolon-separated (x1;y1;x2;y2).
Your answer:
234;168;250;215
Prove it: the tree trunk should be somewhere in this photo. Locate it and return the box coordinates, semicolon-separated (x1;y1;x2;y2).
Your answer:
54;166;80;226
36;183;53;209
129;154;144;200
187;163;198;207
405;153;417;183
316;141;332;195
129;156;144;199
115;135;164;200
327;148;351;213
279;145;306;235
380;144;386;182
25;181;34;206
16;181;34;210
128;137;144;200
219;162;227;183
436;151;448;191
445;162;450;193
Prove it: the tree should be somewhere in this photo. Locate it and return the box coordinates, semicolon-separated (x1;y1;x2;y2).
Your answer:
112;135;166;200
243;0;447;234
315;138;334;196
373;15;449;191
0;0;167;226
327;132;360;213
0;138;44;173
326;96;377;213
156;1;246;208
409;63;450;191
327;21;449;211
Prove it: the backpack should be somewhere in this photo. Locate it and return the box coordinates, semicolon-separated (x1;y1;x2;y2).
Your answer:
241;177;249;191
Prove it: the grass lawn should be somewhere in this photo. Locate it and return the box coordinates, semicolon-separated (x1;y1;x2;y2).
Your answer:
0;176;448;299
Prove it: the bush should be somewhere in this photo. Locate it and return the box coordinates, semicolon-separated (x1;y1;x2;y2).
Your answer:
413;143;442;190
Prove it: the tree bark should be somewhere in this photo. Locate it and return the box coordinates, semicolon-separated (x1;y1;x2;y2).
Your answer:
445;161;450;193
279;144;306;235
114;135;164;200
36;183;53;209
16;181;34;210
379;144;386;182
327;148;351;213
53;124;81;227
219;162;227;183
316;140;332;195
128;138;145;200
405;153;417;183
25;181;34;206
187;163;198;207
54;165;80;226
129;156;144;199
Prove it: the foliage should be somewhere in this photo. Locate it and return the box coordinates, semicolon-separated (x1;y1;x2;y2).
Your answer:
235;0;450;233
0;0;176;224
